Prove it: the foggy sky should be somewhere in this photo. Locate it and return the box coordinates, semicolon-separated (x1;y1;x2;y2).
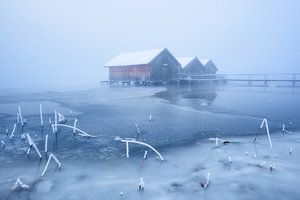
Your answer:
0;0;300;88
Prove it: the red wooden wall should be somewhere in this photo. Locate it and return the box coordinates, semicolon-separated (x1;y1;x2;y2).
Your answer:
109;65;150;81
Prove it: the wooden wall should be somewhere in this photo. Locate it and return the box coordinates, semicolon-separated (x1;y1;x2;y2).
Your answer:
205;61;218;74
149;49;180;82
109;65;150;81
108;49;180;82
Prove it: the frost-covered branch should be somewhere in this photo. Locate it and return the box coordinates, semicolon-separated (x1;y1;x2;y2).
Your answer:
11;178;29;191
41;153;62;176
253;118;273;149
26;133;42;159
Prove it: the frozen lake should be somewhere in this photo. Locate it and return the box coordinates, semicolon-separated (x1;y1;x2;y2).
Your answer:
0;85;299;199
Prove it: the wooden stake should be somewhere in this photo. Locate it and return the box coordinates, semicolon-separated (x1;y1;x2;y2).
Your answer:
40;104;43;127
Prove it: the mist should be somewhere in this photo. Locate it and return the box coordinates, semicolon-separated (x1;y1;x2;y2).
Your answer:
0;0;300;88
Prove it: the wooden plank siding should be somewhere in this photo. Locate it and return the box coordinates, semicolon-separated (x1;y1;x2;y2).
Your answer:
107;48;181;82
149;49;180;82
204;61;218;74
109;65;150;81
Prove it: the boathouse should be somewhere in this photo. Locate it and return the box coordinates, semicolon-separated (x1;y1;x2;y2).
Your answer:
104;48;181;83
177;57;206;75
199;59;218;74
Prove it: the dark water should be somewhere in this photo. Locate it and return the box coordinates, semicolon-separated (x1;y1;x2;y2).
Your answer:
157;85;300;126
0;85;299;152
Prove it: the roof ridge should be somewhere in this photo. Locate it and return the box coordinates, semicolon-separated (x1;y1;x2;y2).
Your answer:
176;56;196;68
104;48;166;67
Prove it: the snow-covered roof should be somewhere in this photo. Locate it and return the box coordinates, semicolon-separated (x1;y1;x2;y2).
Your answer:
199;59;211;66
200;59;218;72
176;57;196;68
104;48;165;67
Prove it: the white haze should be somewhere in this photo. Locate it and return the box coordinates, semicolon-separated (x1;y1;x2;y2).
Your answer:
0;0;300;88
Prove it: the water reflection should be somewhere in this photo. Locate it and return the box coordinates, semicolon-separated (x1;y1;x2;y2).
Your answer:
155;85;218;109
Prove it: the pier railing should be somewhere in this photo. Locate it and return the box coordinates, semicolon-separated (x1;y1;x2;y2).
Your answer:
179;73;300;86
100;73;300;87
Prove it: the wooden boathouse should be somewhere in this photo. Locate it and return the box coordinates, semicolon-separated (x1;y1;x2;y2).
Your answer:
104;48;181;84
177;57;206;75
199;59;218;74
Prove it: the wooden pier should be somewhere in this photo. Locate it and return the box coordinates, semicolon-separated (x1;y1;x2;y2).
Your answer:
101;73;300;87
100;80;153;86
179;73;300;87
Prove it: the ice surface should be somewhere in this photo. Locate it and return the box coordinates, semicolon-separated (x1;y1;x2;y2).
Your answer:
1;133;300;200
0;86;300;199
0;101;80;115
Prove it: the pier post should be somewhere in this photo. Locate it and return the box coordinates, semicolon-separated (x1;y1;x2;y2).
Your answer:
292;73;296;87
264;74;268;86
248;74;252;86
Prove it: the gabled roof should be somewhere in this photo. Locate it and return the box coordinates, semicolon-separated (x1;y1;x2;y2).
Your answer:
199;59;218;72
199;59;211;66
176;57;196;68
104;48;165;67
